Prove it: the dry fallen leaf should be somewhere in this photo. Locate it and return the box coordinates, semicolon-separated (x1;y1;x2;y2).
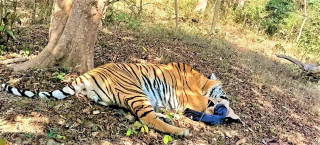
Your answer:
236;137;247;145
93;110;100;115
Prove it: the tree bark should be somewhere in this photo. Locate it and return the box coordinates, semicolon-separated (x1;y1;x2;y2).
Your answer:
12;0;106;73
211;0;221;33
0;0;3;26
194;0;208;13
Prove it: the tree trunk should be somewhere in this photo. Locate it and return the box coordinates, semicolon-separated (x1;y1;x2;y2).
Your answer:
174;0;178;28
138;0;143;15
32;0;37;24
296;0;307;42
211;0;221;33
12;0;106;74
0;0;3;25
194;0;208;13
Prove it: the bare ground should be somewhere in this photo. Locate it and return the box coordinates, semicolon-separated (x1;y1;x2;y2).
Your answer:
0;25;319;145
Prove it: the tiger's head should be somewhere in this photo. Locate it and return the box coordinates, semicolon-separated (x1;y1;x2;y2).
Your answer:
201;73;228;101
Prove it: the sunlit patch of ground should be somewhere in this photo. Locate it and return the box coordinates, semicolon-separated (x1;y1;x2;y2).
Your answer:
0;113;49;134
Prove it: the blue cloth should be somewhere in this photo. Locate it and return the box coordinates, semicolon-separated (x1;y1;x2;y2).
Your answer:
184;104;227;125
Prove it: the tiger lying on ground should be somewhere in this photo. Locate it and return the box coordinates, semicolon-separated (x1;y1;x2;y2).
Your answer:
1;62;240;136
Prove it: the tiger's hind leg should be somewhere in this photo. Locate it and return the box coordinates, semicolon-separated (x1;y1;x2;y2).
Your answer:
87;90;112;106
130;99;189;136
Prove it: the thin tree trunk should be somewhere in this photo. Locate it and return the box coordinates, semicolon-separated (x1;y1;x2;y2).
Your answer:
138;0;143;15
4;0;6;15
12;0;107;73
296;0;307;42
174;0;178;28
211;0;221;33
32;0;37;24
10;0;17;29
0;0;3;26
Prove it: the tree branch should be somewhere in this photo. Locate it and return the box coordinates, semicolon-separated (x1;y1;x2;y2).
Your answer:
276;54;320;74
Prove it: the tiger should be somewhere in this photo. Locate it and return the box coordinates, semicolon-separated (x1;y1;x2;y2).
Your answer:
1;62;239;136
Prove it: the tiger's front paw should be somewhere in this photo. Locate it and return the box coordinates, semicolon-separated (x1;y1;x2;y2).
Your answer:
175;128;189;136
155;113;174;125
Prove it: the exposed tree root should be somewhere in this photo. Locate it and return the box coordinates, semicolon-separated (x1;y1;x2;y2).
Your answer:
0;57;28;65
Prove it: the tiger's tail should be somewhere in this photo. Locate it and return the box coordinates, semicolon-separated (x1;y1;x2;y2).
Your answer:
1;83;75;100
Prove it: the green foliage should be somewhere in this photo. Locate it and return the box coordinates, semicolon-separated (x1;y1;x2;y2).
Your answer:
264;0;296;35
126;128;138;136
309;0;320;6
0;138;6;145
36;106;41;113
163;135;173;144
140;125;149;133
0;1;20;52
0;45;4;54
48;128;66;140
126;121;149;137
103;10;140;29
232;0;319;60
297;6;320;54
25;133;33;138
93;124;99;132
236;0;268;27
133;121;142;128
54;72;66;81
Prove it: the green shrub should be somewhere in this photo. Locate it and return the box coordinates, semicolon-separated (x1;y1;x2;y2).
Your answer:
264;0;297;35
297;6;320;55
235;0;268;29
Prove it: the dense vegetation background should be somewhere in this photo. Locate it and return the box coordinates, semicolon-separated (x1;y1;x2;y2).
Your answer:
1;0;319;62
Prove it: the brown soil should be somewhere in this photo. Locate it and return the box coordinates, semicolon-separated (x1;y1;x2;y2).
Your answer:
0;25;319;145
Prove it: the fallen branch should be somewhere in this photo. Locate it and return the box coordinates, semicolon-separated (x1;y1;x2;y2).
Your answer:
276;54;320;74
0;57;28;65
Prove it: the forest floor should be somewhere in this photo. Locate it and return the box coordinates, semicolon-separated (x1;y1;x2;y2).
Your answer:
0;24;320;145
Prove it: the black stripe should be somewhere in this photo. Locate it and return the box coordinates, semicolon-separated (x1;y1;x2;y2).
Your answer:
130;99;148;108
134;105;145;115
139;110;154;118
134;105;152;115
60;89;71;96
7;86;13;94
209;87;215;97
128;65;142;86
88;74;111;100
208;100;215;107
92;90;102;101
124;96;144;109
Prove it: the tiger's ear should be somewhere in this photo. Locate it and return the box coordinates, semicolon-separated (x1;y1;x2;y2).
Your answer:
209;73;217;80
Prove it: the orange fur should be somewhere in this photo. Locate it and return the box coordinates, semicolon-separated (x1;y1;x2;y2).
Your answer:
72;62;222;135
